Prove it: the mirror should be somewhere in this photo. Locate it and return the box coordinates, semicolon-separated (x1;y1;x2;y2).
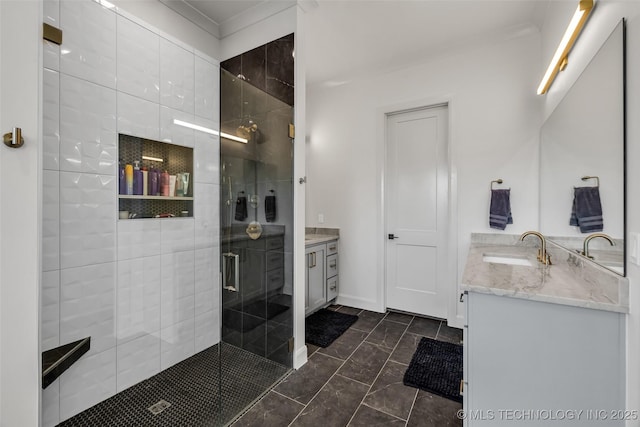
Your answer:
540;20;625;275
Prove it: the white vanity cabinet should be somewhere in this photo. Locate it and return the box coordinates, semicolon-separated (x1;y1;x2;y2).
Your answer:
305;238;339;316
464;291;626;427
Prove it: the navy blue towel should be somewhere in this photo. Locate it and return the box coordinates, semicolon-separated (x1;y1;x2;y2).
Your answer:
265;195;276;222
570;187;603;233
234;196;247;221
489;189;513;230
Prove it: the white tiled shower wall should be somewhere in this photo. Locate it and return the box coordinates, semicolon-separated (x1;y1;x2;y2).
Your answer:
41;0;221;424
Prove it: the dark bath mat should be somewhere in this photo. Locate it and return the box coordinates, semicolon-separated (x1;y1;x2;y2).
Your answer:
305;309;358;348
403;337;463;403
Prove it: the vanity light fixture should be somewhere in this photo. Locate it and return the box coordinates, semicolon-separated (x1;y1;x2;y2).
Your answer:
172;119;248;144
537;0;594;95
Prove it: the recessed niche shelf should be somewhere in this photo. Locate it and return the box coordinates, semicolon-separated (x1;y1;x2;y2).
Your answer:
118;134;194;218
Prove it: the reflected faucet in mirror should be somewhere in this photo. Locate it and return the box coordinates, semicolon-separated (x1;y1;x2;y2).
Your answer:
520;231;552;266
581;233;615;259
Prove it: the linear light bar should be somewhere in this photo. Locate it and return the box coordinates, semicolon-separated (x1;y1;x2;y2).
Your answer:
172;119;248;143
142;155;164;163
537;0;594;95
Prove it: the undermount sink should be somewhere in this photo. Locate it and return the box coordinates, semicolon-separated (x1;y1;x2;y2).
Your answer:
483;253;533;267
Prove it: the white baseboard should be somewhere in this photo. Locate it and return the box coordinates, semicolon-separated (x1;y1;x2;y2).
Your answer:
293;345;308;369
335;295;384;313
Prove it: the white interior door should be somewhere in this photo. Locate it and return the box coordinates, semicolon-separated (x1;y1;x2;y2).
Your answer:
385;105;448;318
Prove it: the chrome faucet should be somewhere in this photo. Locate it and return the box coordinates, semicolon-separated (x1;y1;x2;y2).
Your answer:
581;233;615;259
519;231;552;265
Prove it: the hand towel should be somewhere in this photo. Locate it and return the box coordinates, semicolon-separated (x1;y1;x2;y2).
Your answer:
570;186;603;233
265;195;276;222
489;189;513;230
235;195;247;221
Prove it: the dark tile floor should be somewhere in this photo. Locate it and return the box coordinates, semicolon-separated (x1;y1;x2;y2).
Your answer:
232;305;463;427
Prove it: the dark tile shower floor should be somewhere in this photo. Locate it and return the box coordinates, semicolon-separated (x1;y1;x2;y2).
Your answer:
233;305;463;427
58;343;289;427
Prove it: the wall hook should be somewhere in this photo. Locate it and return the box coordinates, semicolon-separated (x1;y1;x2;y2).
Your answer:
3;127;24;148
490;179;503;191
581;175;599;187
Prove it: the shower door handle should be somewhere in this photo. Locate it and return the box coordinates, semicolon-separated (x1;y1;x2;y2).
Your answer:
223;252;239;292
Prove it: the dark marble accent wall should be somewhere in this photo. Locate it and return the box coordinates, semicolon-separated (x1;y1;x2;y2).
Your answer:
221;34;294;106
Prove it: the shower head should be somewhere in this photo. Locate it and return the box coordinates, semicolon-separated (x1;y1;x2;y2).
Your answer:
236;120;258;139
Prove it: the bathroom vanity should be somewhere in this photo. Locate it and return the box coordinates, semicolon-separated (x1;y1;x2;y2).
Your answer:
305;228;339;315
462;234;629;426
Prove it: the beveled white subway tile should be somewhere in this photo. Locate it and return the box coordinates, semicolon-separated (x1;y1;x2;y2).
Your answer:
195;55;219;121
159;107;195;148
160;317;194;370
193;117;219;184
117;219;160;260
160;251;195;329
195;309;219;353
195;183;219;250
42;378;60;427
117;92;160;141
160;39;194;114
60;0;116;88
43;0;60;71
195;247;217;296
60;74;117;175
59;172;116;269
116;333;160;392
60;262;116;355
117;15;159;103
160;218;194;254
59;347;116;422
43;170;60;272
43;68;60;171
116;256;161;344
41;270;60;352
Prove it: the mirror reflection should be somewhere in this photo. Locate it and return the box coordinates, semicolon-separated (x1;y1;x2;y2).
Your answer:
540;20;625;275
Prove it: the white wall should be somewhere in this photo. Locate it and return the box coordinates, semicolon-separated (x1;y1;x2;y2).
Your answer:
538;1;640;422
111;0;220;59
41;0;220;424
0;2;42;426
306;30;542;324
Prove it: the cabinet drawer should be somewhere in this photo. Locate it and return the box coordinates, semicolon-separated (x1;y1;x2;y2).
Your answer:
266;268;284;292
327;276;338;301
266;236;284;251
326;240;338;255
326;254;338;278
266;251;284;271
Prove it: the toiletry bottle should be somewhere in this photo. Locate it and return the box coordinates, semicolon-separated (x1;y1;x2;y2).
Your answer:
150;169;159;196
161;170;170;196
133;161;143;195
176;173;184;197
141;165;148;196
119;160;126;195
125;163;134;195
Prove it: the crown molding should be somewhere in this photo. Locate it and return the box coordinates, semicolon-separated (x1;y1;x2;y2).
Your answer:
158;0;220;38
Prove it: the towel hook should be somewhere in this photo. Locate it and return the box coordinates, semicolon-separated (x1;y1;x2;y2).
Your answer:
581;176;599;187
490;179;504;191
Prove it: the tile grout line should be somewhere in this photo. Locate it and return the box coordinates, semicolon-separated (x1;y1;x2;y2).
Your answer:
345;314;412;426
360;401;410;423
287;311;387;426
405;383;420;427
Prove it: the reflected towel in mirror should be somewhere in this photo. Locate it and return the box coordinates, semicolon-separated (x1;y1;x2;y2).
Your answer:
570;186;603;233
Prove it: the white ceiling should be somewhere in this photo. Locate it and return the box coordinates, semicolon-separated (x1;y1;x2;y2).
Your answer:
167;0;549;86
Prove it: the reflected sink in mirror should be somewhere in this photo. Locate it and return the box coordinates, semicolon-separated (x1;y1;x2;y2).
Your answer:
482;254;533;267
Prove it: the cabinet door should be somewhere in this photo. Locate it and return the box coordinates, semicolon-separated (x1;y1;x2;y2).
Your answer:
305;245;326;315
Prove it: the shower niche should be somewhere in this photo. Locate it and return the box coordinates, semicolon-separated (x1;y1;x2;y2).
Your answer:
118;134;194;219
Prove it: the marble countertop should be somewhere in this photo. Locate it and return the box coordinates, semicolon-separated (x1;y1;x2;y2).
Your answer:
461;234;629;313
305;227;339;247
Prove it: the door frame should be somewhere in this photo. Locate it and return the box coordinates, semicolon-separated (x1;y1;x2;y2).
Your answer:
375;97;459;326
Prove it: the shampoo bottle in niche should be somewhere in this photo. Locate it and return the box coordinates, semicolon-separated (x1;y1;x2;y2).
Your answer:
141;165;148;196
119;160;126;195
133;161;143;195
149;169;159;196
161;170;170;196
125;163;133;195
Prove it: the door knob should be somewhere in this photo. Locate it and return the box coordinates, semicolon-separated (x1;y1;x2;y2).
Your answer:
388;234;399;240
3;127;24;148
